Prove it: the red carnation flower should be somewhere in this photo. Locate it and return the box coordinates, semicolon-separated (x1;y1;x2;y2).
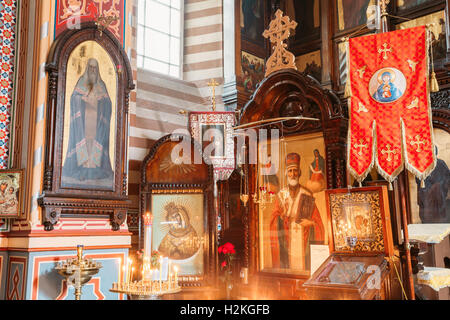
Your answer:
222;242;235;254
221;261;227;268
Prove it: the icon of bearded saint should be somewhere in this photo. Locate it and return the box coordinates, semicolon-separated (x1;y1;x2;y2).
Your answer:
62;58;114;187
158;202;201;260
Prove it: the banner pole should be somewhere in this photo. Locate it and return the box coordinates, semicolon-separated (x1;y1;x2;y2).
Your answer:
378;0;415;300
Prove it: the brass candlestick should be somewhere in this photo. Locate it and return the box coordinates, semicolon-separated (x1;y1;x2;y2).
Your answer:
55;245;102;300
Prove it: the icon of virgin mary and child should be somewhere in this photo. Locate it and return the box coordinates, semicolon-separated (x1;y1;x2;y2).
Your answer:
62;58;114;189
372;69;403;103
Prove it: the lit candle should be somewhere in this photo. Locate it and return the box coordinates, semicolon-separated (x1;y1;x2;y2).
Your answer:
143;212;153;257
174;266;178;287
168;260;172;289
128;258;133;283
159;256;163;290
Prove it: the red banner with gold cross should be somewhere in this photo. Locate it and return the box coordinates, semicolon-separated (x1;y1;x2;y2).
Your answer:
347;26;436;186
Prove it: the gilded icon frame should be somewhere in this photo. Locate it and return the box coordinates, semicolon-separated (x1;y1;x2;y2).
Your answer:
0;169;23;218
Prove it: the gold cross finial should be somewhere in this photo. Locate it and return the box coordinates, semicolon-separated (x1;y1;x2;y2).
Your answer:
379;0;390;16
207;78;219;112
262;9;298;77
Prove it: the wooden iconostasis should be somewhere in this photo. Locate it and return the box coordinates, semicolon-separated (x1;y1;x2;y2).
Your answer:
223;0;450;300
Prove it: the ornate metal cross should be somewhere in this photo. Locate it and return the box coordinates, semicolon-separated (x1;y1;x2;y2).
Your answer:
410;135;425;152
381;144;396;162
207;78;219;112
262;9;298;77
354;139;368;156
378;43;392;60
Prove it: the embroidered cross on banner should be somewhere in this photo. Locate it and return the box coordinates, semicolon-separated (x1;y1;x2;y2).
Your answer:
378;43;392;60
381;144;396;162
410;135;425;152
354;139;368;156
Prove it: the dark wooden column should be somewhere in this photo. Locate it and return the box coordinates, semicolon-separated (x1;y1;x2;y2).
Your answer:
320;0;333;88
446;0;450;55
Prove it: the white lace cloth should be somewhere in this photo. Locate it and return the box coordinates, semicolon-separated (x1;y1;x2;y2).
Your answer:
407;224;450;244
417;267;450;291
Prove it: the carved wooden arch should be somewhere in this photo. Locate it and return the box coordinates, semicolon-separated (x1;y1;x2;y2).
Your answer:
236;69;349;293
239;69;348;189
140;133;213;189
39;22;135;231
139;134;217;291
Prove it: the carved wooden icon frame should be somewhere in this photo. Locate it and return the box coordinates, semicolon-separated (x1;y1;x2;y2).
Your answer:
140;134;217;292
39;22;134;231
0;169;24;218
237;68;348;298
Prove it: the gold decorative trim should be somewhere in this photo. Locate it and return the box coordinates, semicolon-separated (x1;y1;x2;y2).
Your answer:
151;189;203;194
354;139;368;156
329;190;385;253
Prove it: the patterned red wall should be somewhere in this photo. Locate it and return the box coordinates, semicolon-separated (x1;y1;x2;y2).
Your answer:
0;0;17;169
55;0;125;45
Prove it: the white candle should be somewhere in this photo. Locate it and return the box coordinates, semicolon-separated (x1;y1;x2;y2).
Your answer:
174;266;178;287
128;259;133;283
168;260;172;289
159;256;163;290
143;213;153;257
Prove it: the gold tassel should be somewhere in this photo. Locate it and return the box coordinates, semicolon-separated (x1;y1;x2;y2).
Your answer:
430;72;439;92
421;179;425;188
359;181;362;188
427;27;439;93
389;182;393;191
